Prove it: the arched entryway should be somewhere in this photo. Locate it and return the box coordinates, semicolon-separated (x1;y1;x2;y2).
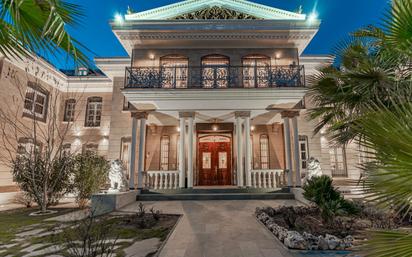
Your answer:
197;135;232;186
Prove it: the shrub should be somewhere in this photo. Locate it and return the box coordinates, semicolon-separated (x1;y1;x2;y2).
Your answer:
73;152;109;208
303;175;358;223
12;153;74;212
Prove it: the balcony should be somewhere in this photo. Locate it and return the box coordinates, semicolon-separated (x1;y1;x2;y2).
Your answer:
124;65;305;89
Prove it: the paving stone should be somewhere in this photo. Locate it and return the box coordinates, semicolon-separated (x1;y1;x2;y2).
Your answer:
124;238;161;257
22;245;61;257
21;243;49;252
0;243;17;249
16;228;46;237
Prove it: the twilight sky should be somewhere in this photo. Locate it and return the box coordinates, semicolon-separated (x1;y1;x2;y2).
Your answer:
54;0;389;69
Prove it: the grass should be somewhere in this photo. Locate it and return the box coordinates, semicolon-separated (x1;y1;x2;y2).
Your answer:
0;207;76;243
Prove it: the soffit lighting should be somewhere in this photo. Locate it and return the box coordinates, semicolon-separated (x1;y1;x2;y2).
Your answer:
115;13;124;24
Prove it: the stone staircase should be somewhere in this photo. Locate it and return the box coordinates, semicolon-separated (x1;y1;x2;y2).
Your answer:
137;187;294;201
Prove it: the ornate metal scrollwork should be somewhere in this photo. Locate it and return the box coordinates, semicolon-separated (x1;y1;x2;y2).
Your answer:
171;6;261;20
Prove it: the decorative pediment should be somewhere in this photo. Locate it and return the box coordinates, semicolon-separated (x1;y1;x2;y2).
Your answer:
171;6;261;20
125;0;306;21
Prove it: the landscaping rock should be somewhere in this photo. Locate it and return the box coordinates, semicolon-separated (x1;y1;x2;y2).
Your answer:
325;234;340;250
339;235;354;249
303;232;319;250
318;236;329;250
284;231;307;250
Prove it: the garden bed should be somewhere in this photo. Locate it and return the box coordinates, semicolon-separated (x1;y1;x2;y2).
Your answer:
256;204;404;252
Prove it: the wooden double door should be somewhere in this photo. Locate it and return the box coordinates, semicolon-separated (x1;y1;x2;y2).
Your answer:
198;135;232;186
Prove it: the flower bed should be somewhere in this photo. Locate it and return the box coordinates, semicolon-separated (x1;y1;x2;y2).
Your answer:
256;204;401;251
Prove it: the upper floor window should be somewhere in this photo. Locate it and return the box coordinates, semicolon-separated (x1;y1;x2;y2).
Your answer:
260;134;269;169
160;55;188;88
85;97;102;127
242;55;271;88
201;55;230;88
160;136;170;170
63;99;76;122
23;82;48;122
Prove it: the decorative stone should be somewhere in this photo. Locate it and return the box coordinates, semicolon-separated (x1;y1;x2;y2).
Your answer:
303;232;319;250
339;235;354;250
318;236;329;250
284;231;307;250
325;234;340;250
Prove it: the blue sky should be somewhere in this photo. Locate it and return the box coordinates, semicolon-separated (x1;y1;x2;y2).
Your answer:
54;0;389;69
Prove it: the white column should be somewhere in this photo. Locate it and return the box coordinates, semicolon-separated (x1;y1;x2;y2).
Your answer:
129;116;138;189
292;116;301;187
187;116;194;188
244;116;252;187
178;117;186;188
235;115;244;187
137;114;147;189
283;117;293;187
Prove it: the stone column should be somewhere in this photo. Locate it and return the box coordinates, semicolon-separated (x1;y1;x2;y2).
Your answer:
133;112;149;189
129;115;138;189
292;115;301;187
244;116;252;187
186;113;195;188
235;115;243;187
281;113;293;187
178;114;186;188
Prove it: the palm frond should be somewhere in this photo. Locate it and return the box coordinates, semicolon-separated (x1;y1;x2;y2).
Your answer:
363;231;412;257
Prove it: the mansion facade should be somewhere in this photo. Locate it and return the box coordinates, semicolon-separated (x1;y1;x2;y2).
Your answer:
0;0;362;196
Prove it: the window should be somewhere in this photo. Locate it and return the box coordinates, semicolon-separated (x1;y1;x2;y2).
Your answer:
83;143;98;154
260;135;269;169
160;55;188;88
85;97;102;127
330;146;348;177
120;137;131;174
62;144;71;156
17;138;42;157
63;99;76;122
160;136;170;170
242;55;270;88
201;55;230;88
299;135;309;170
23;83;48;121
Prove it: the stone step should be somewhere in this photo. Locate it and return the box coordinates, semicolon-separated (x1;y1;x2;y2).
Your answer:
136;192;294;201
141;187;290;195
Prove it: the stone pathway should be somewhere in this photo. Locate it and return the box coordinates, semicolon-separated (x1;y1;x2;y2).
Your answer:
121;200;297;257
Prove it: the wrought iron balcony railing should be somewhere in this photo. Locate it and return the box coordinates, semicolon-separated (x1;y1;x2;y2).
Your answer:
124;65;305;89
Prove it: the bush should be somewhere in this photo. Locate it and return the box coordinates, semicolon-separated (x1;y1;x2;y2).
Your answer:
303;175;358;223
73;152;109;208
12;153;74;212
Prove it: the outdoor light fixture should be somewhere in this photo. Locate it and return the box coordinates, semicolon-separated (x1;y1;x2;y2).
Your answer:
114;13;124;24
307;12;318;25
177;127;181;132
212;124;218;131
251;126;255;131
149;54;155;60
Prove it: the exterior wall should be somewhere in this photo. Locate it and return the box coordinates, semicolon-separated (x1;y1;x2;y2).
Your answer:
132;48;299;67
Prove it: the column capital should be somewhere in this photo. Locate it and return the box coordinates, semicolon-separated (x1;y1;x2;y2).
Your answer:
179;112;196;118
131;111;149;120
281;110;300;119
234;111;251;118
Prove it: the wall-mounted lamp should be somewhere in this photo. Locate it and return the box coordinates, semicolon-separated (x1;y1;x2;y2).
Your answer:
149;54;155;60
251;126;255;131
212;124;218;131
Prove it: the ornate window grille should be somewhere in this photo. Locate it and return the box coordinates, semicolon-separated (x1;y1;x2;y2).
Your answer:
242;55;271;88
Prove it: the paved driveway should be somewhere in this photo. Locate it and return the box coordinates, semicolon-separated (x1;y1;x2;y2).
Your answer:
121;200;297;257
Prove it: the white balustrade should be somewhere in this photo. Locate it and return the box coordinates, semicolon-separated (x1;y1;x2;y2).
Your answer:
250;170;285;188
146;171;180;189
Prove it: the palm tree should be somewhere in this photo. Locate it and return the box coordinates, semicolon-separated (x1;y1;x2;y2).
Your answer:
0;0;89;65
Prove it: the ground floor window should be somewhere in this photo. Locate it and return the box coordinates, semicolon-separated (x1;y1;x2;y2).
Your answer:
329;146;348;177
83;143;98;154
17;138;42;157
260;134;269;169
160;136;170;170
299;135;309;170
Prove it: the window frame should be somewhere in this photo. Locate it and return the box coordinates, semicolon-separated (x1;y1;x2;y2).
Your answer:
330;146;348;177
63;99;76;122
23;82;49;122
299;135;309;170
84;97;103;127
160;135;170;171
259;134;270;170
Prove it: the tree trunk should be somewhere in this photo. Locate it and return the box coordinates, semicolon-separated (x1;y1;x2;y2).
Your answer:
41;184;48;213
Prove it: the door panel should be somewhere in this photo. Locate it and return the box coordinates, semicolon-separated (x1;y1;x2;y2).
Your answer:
198;136;232;186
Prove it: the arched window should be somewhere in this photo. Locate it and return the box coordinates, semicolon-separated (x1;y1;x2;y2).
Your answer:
242;55;271;88
63;99;76;122
160;136;170;170
260;134;269;169
160;55;189;88
85;97;102;127
201;54;230;88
